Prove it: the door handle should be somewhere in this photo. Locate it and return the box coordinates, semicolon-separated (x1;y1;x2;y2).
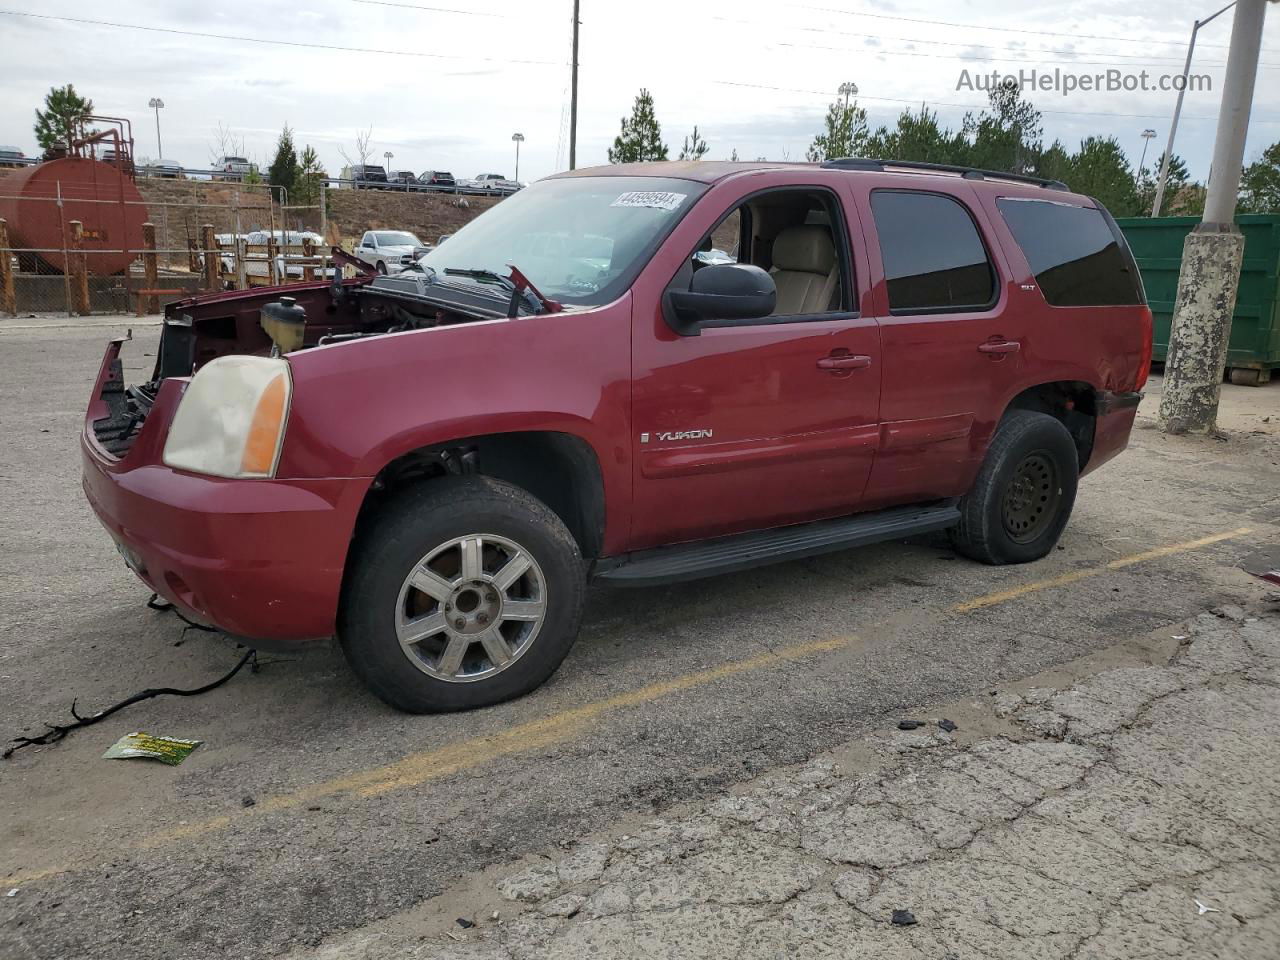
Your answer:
977;339;1021;356
817;354;873;371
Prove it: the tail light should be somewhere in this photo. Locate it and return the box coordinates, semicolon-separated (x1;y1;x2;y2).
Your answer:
1135;305;1153;391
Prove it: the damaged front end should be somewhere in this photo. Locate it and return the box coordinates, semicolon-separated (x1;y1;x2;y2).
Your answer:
89;248;532;462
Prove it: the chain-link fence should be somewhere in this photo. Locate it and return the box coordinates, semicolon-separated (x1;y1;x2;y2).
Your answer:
0;178;336;317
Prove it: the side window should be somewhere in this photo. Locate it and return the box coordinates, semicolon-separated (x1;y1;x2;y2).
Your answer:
996;198;1142;306
681;189;853;319
362;233;374;248
871;190;995;314
702;209;740;264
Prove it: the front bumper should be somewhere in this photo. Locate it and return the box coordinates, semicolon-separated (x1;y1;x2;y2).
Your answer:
82;339;368;648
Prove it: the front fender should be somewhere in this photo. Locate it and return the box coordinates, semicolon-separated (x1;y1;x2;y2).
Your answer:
274;297;634;542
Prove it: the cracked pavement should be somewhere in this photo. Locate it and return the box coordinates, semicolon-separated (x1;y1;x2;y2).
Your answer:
299;604;1280;959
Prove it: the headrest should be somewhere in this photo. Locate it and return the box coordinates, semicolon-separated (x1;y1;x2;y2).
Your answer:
771;225;835;273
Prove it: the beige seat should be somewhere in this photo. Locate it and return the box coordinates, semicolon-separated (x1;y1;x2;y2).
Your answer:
769;225;837;315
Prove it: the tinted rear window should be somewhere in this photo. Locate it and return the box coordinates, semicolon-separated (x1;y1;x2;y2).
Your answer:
997;198;1142;306
871;191;995;313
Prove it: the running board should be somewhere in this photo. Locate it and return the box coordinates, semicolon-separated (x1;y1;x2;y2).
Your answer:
593;502;961;587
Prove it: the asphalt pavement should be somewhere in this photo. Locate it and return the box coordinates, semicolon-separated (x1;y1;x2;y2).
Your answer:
1;316;1278;959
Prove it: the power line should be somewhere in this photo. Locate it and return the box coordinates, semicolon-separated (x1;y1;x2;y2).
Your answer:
772;39;1266;72
710;15;1273;69
350;0;507;17
0;9;563;66
712;80;1280;123
793;3;1243;52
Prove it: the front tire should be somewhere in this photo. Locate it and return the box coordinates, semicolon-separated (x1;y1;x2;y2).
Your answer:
950;410;1079;565
339;476;586;712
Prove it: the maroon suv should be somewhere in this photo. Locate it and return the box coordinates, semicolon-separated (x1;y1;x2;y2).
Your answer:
82;159;1152;712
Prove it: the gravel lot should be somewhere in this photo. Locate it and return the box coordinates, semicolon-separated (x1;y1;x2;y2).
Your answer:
1;315;1278;958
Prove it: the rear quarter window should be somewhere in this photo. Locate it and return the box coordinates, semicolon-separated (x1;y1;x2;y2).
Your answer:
870;190;996;313
996;198;1142;307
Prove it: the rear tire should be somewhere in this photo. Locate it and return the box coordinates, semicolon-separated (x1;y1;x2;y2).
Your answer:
339;476;585;713
950;410;1079;565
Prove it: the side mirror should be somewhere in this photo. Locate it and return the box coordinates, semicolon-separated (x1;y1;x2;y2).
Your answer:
665;263;776;335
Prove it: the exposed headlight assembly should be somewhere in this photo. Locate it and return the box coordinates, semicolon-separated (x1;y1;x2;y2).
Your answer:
163;355;291;478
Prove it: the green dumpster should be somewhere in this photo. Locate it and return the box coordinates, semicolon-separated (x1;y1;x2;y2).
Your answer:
1115;214;1280;385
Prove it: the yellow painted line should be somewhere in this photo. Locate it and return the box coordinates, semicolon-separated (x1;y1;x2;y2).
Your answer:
952;527;1252;613
5;524;1252;885
139;635;848;848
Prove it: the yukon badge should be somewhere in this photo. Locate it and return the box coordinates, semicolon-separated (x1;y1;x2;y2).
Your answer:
641;429;713;443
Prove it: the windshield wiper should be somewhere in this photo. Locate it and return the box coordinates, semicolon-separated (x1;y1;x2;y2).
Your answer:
443;265;563;317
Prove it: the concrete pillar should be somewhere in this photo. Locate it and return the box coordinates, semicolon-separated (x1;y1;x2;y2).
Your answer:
0;219;15;317
1159;0;1268;435
202;224;219;291
1159;228;1246;434
68;220;90;316
140;222;158;317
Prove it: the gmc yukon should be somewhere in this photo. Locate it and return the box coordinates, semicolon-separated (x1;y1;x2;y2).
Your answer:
82;159;1152;712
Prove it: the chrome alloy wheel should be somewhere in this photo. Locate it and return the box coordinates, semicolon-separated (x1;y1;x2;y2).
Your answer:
394;534;547;683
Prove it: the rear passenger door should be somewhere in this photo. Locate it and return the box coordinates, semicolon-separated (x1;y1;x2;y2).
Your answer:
853;185;1024;507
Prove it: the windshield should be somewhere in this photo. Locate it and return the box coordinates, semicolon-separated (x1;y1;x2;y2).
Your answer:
417;176;706;306
376;231;420;246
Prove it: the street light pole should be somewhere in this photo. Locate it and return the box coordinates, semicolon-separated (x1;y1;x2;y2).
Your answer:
1137;128;1157;183
838;81;858;110
512;132;525;182
1152;1;1237;216
1159;0;1270;433
148;97;164;158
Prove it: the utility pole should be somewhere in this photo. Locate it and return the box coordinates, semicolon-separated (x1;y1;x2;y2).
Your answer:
573;0;583;171
1152;2;1237;216
570;0;581;168
1159;0;1269;434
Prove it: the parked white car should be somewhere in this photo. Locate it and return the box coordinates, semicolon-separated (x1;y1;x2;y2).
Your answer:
353;230;431;274
215;155;257;182
458;173;521;196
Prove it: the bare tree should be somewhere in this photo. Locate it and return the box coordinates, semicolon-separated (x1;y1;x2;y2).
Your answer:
208;121;247;165
338;126;375;173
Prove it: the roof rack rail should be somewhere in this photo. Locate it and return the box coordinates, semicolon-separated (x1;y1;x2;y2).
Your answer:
820;157;1070;192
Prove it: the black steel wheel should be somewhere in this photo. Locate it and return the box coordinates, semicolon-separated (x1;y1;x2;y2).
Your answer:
950;410;1079;565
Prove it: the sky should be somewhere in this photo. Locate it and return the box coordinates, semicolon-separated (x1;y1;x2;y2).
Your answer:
1;0;1279;184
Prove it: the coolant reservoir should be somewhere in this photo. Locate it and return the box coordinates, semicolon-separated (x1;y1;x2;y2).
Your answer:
259;296;307;355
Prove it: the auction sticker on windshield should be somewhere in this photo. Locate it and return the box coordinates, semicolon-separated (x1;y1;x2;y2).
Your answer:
611;191;687;210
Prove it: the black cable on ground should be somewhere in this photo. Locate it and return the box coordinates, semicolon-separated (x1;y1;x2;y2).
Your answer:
2;597;257;760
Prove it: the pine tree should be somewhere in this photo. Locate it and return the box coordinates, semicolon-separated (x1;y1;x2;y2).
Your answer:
267;125;300;196
805;99;869;162
1069;136;1139;216
962;82;1043;174
678;125;709;161
866;106;964;164
293;145;326;205
608;89;669;163
34;84;94;152
1240;141;1280;214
